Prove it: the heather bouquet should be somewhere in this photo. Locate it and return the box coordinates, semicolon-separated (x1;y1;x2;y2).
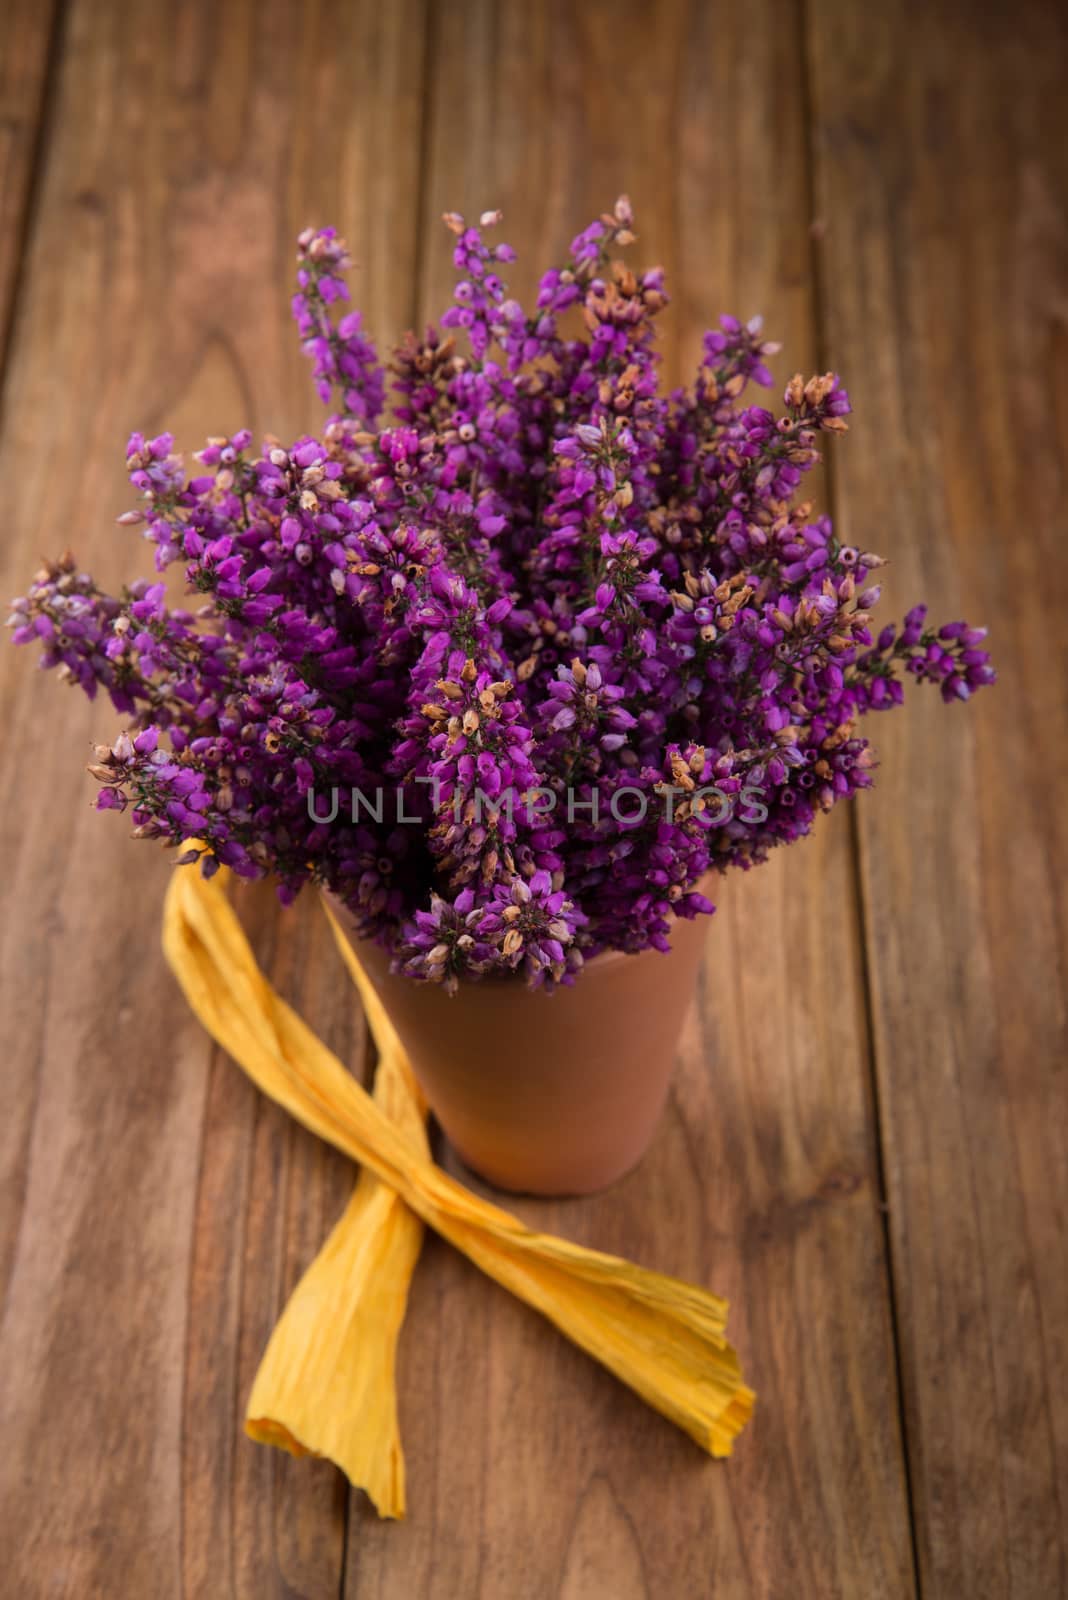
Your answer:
10;198;993;992
7;198;997;1497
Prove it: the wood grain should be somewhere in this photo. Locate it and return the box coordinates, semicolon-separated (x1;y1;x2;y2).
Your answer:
0;0;59;368
5;0;1066;1595
0;0;426;1594
808;2;1068;1596
344;3;914;1595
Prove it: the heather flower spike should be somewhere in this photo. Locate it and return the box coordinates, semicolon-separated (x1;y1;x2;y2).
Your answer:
10;202;993;986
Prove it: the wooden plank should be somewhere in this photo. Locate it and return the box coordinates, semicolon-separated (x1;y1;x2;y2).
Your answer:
807;2;1068;1596
0;0;59;366
345;2;916;1594
0;1;426;1594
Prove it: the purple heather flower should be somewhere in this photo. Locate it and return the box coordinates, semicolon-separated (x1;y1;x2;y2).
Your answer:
7;200;994;986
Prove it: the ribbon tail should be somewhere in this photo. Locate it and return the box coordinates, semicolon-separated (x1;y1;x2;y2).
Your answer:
244;1164;423;1518
164;862;429;1518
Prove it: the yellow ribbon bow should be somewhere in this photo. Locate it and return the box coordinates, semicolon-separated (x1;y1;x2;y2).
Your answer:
162;861;754;1518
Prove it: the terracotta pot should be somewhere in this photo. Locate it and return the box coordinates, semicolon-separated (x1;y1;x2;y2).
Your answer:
328;895;712;1197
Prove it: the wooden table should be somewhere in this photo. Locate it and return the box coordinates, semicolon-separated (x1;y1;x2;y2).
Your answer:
2;2;1065;1595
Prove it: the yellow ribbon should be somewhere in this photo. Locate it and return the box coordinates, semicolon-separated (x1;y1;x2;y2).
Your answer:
162;861;754;1518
